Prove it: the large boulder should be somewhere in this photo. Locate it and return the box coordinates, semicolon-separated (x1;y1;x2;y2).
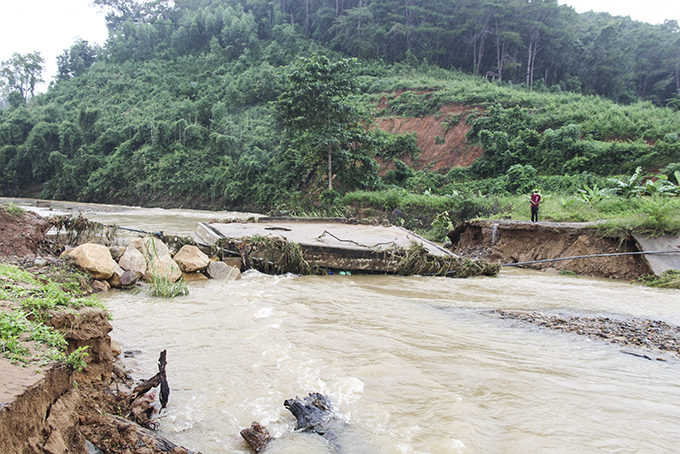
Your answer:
222;257;243;270
145;254;182;283
131;237;171;261
173;245;210;273
64;243;118;280
206;261;241;280
182;272;209;282
143;237;171;260
118;245;147;277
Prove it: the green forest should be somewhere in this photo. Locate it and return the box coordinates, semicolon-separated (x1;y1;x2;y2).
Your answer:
1;0;680;239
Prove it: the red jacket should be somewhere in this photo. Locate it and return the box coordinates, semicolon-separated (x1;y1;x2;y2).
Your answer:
530;193;542;207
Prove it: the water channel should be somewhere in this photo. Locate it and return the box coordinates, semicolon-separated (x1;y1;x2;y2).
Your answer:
18;200;680;453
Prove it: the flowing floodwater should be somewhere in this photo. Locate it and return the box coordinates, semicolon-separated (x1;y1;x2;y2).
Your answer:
12;199;680;453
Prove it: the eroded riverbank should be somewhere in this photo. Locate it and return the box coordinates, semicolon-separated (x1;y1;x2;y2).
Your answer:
2;200;680;453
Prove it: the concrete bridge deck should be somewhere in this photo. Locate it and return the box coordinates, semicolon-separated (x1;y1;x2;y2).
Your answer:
195;217;455;274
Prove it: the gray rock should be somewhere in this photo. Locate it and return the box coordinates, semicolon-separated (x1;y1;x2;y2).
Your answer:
118;245;147;277
206;261;241;280
120;270;139;286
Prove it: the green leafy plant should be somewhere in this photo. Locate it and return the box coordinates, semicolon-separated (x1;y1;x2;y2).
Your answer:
64;346;90;371
576;184;607;208
608;167;647;198
430;211;454;242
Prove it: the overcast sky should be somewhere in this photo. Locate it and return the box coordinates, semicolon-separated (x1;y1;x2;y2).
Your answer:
1;0;679;93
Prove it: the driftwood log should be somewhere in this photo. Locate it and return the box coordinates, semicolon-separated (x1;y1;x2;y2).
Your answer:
108;415;187;453
241;393;347;453
240;421;272;452
127;350;170;429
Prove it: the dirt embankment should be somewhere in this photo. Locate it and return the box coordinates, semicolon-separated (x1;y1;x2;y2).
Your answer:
449;219;653;280
374;94;484;173
0;208;52;257
0;206;195;454
0;309;114;454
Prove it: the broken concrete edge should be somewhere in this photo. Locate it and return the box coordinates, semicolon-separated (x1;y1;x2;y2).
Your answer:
206;232;500;278
214;215;386;225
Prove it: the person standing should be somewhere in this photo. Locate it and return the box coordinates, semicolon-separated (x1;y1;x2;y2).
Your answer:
530;189;542;222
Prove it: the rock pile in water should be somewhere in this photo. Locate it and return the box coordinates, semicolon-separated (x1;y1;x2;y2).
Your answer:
63;236;241;291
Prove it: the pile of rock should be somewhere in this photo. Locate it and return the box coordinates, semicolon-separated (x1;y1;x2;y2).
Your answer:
63;236;241;291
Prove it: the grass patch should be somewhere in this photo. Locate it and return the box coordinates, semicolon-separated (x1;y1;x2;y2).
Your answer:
342;187;680;241
0;263;107;366
148;273;188;298
642;269;680;289
4;202;26;217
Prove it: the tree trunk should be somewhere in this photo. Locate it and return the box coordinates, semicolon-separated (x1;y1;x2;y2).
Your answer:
241;422;271;452
526;30;539;89
495;20;504;81
328;142;333;191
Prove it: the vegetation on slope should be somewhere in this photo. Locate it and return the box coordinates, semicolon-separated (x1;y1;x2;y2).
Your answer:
0;263;101;369
0;0;679;241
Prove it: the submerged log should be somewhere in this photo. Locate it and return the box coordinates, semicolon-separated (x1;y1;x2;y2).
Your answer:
241;393;349;453
284;393;348;452
108;415;193;453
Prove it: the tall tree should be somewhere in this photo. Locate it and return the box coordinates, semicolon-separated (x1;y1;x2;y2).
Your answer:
56;39;99;81
275;54;370;192
0;52;44;107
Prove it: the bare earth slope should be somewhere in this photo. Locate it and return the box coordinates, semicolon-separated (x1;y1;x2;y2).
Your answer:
375;96;483;173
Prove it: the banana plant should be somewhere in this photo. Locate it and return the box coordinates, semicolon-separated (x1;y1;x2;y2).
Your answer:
608;166;647;198
577;184;607;208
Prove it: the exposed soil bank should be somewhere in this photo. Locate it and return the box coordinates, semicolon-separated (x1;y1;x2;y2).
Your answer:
0;205;196;454
449;219;653;280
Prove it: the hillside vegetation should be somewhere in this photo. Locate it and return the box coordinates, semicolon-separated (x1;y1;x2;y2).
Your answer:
1;0;679;239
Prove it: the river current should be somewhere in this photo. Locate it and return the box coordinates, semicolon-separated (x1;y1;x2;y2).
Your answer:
16;201;680;453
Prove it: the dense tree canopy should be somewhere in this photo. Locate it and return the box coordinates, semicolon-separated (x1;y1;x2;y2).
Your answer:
0;0;679;213
275;54;377;193
87;0;680;106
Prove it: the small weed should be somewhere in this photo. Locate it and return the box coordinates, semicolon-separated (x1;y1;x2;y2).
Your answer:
65;346;90;371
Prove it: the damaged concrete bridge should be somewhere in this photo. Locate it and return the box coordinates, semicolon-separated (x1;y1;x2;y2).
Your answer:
196;217;500;278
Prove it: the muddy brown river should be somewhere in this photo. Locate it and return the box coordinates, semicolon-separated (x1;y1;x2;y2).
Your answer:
15;200;680;453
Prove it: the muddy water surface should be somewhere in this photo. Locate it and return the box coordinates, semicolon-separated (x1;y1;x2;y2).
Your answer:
103;271;680;454
16;200;680;453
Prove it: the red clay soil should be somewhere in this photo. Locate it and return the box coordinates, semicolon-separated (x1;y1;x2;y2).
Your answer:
0;207;51;257
374;95;484;173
